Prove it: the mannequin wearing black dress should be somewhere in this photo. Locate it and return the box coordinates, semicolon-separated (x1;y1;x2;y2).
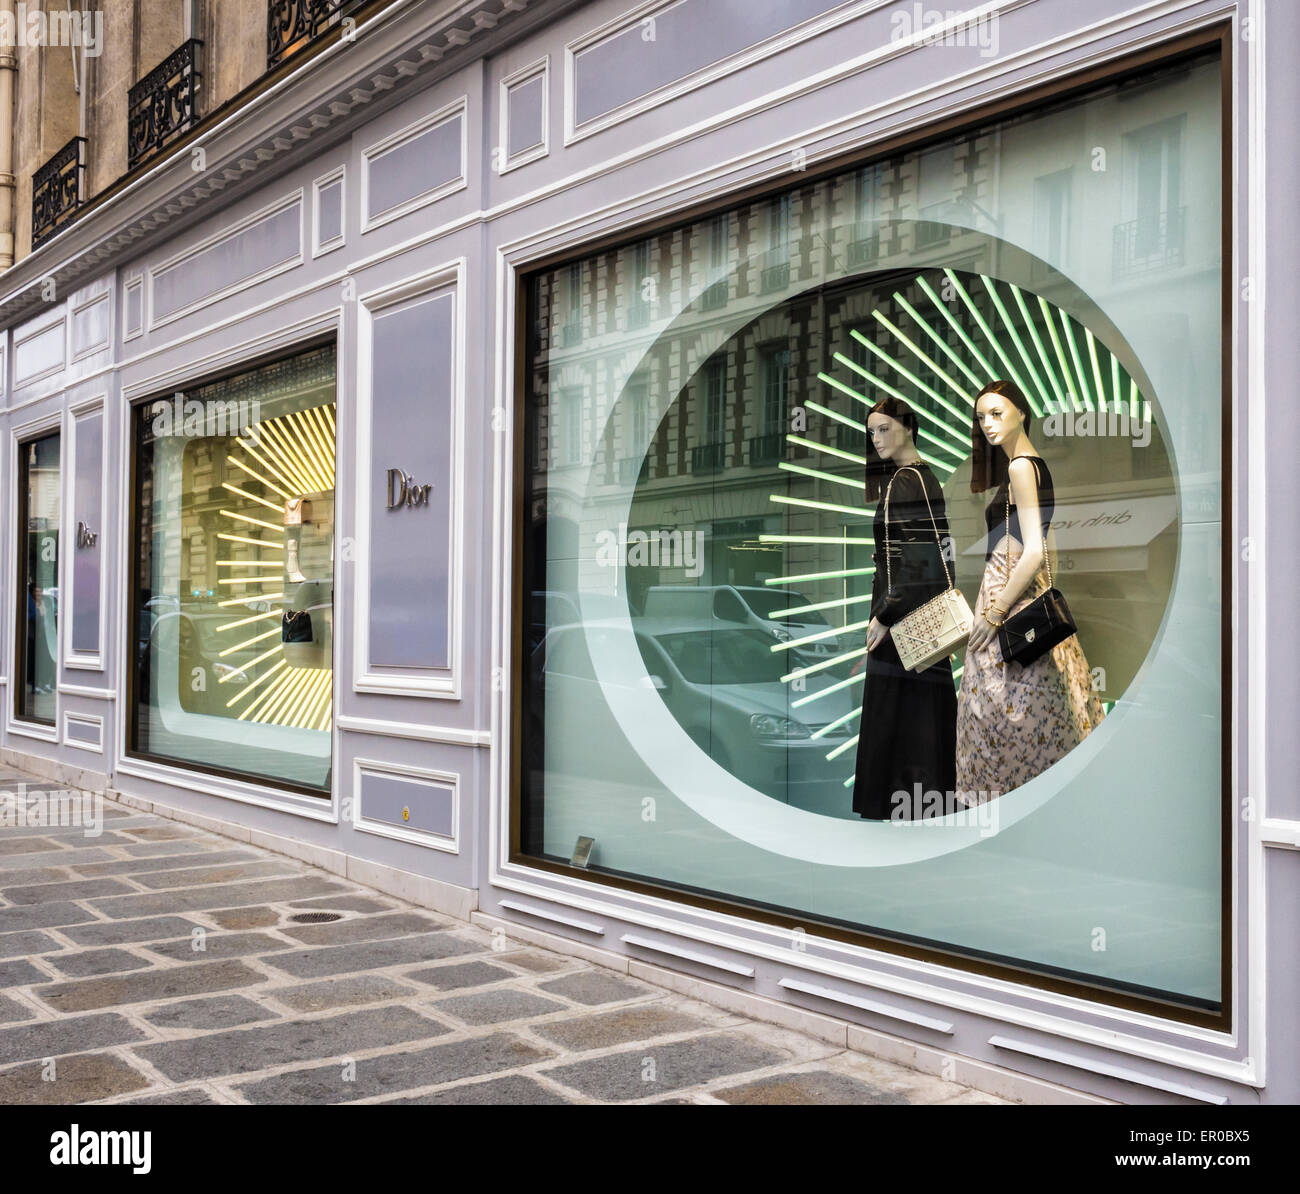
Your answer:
851;401;958;820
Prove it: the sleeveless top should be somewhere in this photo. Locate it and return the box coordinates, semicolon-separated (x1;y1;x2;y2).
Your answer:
984;455;1054;562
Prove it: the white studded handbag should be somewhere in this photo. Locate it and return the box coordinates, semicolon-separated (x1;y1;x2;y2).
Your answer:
880;467;973;673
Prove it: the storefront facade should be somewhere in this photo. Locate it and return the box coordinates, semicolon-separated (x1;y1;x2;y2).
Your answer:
0;0;1293;1104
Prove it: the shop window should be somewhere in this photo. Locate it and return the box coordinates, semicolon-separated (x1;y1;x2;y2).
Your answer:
518;47;1225;1020
15;431;61;724
129;345;336;792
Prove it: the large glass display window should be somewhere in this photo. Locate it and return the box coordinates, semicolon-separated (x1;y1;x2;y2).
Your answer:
129;345;336;792
516;40;1227;1022
15;431;61;724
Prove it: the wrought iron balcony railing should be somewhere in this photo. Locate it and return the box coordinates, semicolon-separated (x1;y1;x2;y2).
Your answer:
691;442;725;474
748;432;784;466
1112;207;1187;282
32;136;86;249
128;39;202;170
268;0;366;69
700;278;728;310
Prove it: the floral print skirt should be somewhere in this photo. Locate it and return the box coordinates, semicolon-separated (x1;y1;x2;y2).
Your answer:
954;535;1105;806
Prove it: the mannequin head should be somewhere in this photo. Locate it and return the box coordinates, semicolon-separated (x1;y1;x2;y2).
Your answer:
970;379;1034;493
864;396;920;500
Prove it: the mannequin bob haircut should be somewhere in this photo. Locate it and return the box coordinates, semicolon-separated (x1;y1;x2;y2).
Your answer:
863;395;920;502
969;378;1034;494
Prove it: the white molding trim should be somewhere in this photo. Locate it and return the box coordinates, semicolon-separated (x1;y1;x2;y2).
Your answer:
56;683;116;700
113;756;339;824
336;714;490;746
778;977;957;1034
360;95;468;234
62;710;104;754
352;257;465;699
311;165;347;259
146;187;305;331
352;755;460;853
68;290;113;363
62;395;108;672
122;275;145;343
563;0;890;146
498;54;549;174
11;306;67;390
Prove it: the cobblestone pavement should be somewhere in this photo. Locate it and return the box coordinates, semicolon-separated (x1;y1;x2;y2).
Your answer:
0;766;1011;1105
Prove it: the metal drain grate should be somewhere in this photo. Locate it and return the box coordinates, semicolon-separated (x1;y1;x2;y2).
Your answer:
287;911;343;924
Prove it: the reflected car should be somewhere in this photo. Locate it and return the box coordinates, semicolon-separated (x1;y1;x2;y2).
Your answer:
532;616;855;806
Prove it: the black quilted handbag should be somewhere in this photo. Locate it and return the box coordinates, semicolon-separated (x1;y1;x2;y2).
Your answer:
995;477;1077;666
281;609;313;643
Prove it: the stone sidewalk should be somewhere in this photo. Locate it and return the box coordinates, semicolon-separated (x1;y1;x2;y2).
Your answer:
0;765;1010;1105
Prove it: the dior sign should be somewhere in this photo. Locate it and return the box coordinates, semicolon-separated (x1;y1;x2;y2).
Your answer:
76;521;98;549
386;469;432;509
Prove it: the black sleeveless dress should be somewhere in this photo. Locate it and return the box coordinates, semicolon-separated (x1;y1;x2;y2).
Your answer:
851;463;958;820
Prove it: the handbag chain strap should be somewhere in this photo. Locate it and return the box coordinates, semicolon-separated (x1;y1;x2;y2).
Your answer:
999;456;1052;608
882;465;953;597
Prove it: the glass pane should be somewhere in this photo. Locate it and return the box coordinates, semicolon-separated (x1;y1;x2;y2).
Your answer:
131;346;336;790
519;49;1223;1012
17;432;60;724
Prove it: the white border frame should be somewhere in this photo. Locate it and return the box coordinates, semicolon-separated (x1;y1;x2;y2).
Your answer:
492;0;1255;1095
11;307;67;390
6;406;65;744
360;96;468;234
498;55;549;174
147;188;305;331
68;290;113;364
312;165;347;258
62;709;103;754
352;755;460;853
114;306;343;824
122;275;145;343
563;0;884;146
62;394;108;672
352;257;465;699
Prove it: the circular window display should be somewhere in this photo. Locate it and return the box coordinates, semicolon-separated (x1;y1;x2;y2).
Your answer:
578;255;1178;866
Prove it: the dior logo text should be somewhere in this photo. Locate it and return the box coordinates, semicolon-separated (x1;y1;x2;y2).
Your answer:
387;469;432;509
595;521;705;577
76;521;98;549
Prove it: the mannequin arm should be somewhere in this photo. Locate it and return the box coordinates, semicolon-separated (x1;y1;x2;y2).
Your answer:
989;456;1045;617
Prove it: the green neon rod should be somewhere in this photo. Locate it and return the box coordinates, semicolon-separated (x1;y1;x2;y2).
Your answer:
780;650;863;686
777;461;864;491
1011;284;1068;411
916;275;998;380
1085;327;1108;415
760;533;874;545
943;269;1036;401
893;292;983;387
785;434;865;465
769;593;875;619
771;617;871;653
771;494;863;517
981;277;1047;416
848;331;971;428
815;372;871;410
825;735;859;761
833;351;968;450
806;398;864;431
1110;354;1122;415
768;565;874;588
918;430;967;461
871;310;974;406
791;670;864;709
1130;378;1139;420
1060;311;1095;412
1039;295;1081;411
810;706;862;739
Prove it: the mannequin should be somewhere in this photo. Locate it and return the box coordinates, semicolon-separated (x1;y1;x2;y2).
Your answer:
954;379;1105;805
850;396;957;821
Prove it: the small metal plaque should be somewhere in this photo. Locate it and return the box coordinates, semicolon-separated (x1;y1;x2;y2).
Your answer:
571;835;595;868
